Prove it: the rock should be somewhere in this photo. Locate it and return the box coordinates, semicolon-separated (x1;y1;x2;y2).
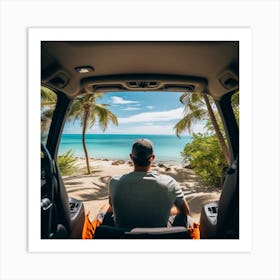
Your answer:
128;161;134;166
165;167;171;171
184;164;193;169
112;160;125;165
158;163;166;168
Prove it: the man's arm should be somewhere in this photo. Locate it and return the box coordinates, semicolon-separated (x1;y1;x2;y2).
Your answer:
108;195;113;212
170;198;190;216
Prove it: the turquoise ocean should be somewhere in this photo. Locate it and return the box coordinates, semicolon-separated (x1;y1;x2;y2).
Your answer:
58;134;192;165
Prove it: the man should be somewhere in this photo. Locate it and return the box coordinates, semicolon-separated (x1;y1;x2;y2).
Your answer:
108;138;193;228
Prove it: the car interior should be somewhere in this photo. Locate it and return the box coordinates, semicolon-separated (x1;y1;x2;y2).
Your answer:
41;41;239;239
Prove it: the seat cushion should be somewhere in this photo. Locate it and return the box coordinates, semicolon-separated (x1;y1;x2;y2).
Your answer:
94;225;190;239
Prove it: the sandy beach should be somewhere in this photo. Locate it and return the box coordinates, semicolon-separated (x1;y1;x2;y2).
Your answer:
63;158;221;223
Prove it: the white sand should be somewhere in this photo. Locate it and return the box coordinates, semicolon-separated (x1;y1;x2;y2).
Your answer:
63;158;221;223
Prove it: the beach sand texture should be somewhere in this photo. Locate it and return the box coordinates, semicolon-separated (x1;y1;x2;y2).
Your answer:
63;159;221;223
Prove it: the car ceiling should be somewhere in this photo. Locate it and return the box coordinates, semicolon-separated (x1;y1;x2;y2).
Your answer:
41;41;239;100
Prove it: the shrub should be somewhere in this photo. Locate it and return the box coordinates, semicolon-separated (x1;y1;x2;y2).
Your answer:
181;134;227;188
57;149;77;176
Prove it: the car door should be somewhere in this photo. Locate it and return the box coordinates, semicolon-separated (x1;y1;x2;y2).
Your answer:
41;86;85;239
199;90;239;239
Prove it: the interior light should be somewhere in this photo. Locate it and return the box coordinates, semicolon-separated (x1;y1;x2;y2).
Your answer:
75;66;94;73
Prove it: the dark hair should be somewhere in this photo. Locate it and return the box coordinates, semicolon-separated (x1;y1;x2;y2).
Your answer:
132;156;152;167
131;139;154;167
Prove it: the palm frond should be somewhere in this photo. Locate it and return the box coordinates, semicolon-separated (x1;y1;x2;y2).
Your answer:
66;93;118;133
41;86;57;102
191;108;207;119
176;92;209;137
67;100;85;123
90;104;118;131
174;114;194;136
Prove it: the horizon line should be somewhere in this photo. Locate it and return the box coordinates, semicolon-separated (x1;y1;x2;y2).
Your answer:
61;132;192;136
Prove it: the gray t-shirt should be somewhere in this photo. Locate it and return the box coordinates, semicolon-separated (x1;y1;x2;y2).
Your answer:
108;171;185;228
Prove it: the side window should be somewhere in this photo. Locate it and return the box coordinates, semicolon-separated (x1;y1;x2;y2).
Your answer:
231;90;239;126
41;86;57;143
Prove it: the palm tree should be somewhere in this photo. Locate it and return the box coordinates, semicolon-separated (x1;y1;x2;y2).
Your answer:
41;86;57;106
67;93;118;174
41;86;57;136
174;92;230;166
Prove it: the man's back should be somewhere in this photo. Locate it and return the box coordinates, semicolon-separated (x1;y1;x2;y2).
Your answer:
109;171;185;228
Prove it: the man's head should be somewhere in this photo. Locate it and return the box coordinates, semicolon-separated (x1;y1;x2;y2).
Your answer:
130;138;155;168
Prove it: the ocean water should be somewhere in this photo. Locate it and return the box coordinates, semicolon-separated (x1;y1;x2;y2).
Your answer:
58;134;192;165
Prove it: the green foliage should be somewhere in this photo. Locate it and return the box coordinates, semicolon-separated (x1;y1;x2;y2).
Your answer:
182;134;227;188
41;86;57;136
57;150;77;176
67;93;118;129
205;110;226;136
231;90;239;125
178;90;239;188
41;86;57;105
174;92;208;136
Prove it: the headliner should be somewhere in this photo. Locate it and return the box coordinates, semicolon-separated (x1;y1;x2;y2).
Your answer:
41;41;239;99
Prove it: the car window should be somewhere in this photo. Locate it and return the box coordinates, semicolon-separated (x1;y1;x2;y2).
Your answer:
231;90;239;126
56;90;232;221
41;86;57;144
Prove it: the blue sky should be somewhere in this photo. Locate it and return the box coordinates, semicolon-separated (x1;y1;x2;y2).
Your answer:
63;91;205;135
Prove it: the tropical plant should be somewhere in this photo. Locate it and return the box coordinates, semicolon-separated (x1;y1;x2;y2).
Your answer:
174;92;230;166
41;86;57;106
181;134;227;188
205;91;239;134
67;93;118;174
231;90;239;125
41;86;57;139
57;149;77;176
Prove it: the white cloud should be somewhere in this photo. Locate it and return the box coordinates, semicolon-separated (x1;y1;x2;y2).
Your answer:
118;107;184;124
122;107;141;111
111;96;139;105
123;124;176;135
86;118;205;136
146;105;154;110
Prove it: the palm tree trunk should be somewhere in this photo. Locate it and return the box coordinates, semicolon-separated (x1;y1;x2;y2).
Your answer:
203;95;230;166
82;107;91;174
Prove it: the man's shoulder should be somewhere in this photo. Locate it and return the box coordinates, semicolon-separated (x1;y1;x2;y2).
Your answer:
110;174;124;182
110;172;132;183
150;172;178;185
110;171;178;185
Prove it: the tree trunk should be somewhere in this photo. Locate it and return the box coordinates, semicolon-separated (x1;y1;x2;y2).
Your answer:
203;95;230;166
82;107;91;174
